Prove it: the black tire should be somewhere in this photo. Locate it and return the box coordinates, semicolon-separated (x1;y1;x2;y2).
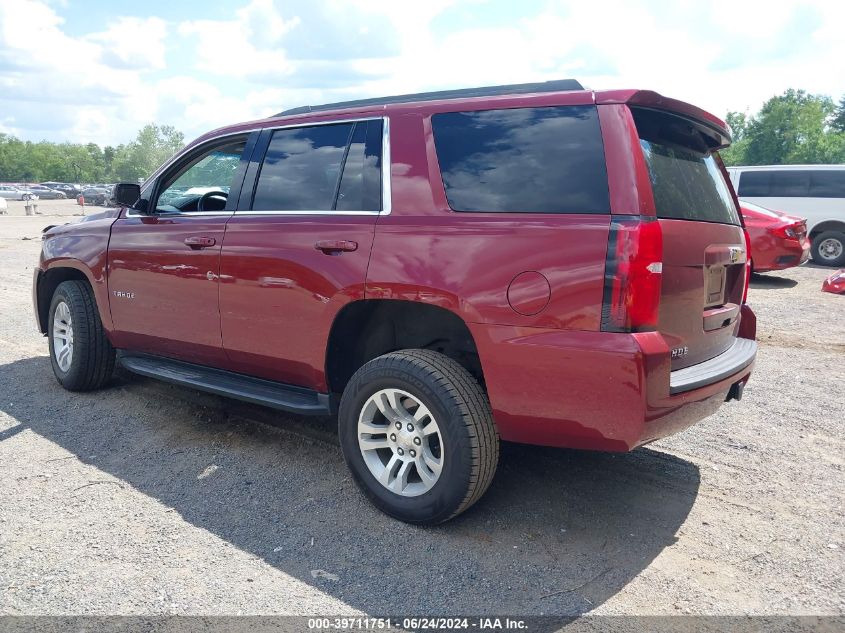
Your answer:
339;349;499;524
47;280;115;391
811;230;845;267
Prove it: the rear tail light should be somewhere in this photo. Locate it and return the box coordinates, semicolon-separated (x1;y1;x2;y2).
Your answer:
769;221;805;239
742;228;752;304
601;216;663;332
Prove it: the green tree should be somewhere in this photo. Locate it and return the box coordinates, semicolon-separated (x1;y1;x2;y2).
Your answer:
111;124;185;182
740;89;843;165
102;145;116;178
726;111;748;140
0;124;186;183
720;111;749;165
832;95;845;133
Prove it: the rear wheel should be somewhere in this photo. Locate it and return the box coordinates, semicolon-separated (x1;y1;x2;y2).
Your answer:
338;349;498;524
811;231;845;267
48;280;115;391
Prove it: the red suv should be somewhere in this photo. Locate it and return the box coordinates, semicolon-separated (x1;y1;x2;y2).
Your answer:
33;80;756;524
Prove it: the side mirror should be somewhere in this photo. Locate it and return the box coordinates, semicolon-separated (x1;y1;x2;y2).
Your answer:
112;183;142;208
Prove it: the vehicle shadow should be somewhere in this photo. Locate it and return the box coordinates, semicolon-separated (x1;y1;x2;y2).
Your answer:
750;272;798;289
0;356;700;621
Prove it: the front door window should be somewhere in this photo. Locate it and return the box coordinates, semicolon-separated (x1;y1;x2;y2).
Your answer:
156;139;246;213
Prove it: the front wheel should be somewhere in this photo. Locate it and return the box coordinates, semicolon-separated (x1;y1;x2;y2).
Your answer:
48;280;115;391
811;230;845;267
339;350;499;524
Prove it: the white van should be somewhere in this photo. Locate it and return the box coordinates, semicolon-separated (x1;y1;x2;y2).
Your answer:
726;165;845;266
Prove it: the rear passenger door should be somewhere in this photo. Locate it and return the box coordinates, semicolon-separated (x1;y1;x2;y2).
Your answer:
219;118;385;390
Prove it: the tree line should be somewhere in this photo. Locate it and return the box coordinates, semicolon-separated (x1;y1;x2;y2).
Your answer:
1;89;844;184
0;124;184;184
719;89;844;166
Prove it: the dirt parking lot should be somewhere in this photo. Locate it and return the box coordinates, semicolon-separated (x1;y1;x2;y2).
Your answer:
0;202;843;618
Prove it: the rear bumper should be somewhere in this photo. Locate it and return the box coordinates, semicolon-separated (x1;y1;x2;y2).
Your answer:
754;238;810;272
469;304;757;452
669;337;756;394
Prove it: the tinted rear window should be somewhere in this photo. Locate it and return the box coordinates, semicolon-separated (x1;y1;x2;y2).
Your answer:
431;105;609;213
738;169;845;198
634;108;739;225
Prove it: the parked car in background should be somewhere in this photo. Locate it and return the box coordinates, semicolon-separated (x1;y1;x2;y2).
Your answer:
25;185;66;199
0;185;28;200
77;187;110;206
41;182;83;197
821;269;845;294
0;195;7;214
34;80;757;524
740;201;809;273
727;165;845;267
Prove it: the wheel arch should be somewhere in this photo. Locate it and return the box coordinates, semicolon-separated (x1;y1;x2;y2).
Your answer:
809;220;845;241
35;264;99;334
325;299;485;397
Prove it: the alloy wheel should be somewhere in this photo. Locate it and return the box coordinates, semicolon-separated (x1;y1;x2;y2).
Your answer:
52;301;74;372
357;388;444;497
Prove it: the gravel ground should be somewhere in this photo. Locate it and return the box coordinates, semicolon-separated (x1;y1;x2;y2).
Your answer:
0;201;843;617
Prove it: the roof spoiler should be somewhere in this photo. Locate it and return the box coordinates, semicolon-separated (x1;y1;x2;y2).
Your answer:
598;89;732;148
275;79;584;117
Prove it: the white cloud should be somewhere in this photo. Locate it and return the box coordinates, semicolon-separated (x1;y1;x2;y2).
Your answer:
0;0;160;143
0;0;224;145
178;0;299;78
87;17;168;70
153;76;273;132
0;0;102;82
1;0;844;148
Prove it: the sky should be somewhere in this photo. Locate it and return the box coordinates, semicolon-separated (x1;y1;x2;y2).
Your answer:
0;0;843;147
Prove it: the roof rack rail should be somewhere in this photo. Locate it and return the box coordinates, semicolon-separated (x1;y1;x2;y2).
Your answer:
275;79;584;117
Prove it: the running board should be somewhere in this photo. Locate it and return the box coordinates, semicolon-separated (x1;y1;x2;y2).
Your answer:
118;353;331;416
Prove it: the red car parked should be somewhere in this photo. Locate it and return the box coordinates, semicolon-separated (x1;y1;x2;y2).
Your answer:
741;200;809;273
33;80;756;523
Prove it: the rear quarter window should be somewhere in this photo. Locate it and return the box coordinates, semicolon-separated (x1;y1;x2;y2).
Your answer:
809;170;845;198
431;105;609;214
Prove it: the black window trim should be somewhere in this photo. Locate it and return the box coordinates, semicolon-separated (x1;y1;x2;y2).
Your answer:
237;116;391;216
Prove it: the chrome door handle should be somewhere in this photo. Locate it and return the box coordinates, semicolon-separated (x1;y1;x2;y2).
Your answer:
315;240;358;254
184;236;216;249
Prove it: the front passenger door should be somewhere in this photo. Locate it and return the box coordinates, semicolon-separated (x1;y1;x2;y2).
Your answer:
108;134;253;365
